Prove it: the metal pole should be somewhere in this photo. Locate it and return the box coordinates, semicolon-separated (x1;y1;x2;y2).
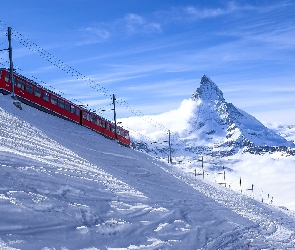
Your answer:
7;27;15;97
112;94;117;139
168;130;172;163
201;156;203;169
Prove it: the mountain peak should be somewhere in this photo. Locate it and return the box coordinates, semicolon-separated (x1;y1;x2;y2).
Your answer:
191;75;224;102
187;75;295;153
200;74;212;84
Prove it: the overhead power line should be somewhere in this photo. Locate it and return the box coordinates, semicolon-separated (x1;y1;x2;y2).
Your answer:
0;56;85;107
1;22;170;133
0;21;177;149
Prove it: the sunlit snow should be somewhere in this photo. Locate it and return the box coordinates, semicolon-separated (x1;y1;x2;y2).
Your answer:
0;94;295;249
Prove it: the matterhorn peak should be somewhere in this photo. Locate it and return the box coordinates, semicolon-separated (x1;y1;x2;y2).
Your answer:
191;75;225;102
185;74;295;155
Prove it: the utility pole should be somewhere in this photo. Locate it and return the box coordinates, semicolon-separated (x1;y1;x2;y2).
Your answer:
201;156;203;169
198;156;203;169
112;94;117;140
7;27;15;98
168;130;172;164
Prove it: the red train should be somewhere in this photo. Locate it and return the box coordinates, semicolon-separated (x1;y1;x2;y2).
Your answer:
0;68;130;146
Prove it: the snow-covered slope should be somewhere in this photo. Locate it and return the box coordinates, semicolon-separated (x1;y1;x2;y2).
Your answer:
1;94;295;249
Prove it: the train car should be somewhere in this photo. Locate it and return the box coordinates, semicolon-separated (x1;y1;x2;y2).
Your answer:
0;68;130;146
80;109;130;145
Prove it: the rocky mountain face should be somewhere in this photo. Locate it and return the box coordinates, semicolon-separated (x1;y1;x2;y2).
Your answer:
182;75;295;156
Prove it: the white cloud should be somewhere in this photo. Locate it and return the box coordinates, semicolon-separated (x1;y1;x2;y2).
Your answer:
79;13;161;45
184;4;235;18
228;153;295;210
124;13;161;34
119;98;197;140
83;27;110;40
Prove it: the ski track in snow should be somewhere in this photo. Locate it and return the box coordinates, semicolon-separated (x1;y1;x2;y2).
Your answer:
0;95;295;249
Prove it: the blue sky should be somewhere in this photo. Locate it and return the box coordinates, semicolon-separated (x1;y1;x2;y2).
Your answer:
0;0;295;125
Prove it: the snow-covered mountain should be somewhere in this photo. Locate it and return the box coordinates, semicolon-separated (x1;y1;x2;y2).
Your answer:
1;92;295;249
124;75;295;158
183;75;295;156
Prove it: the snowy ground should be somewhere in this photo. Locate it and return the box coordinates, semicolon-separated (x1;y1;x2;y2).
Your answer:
0;94;295;249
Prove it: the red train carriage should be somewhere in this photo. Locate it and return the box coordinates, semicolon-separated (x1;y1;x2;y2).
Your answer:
81;109;130;145
0;68;130;146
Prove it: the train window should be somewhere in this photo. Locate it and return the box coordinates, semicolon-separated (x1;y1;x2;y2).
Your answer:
101;120;106;128
51;96;57;105
75;108;79;116
112;127;119;134
107;123;111;131
125;132;129;139
43;92;50;102
91;116;97;123
83;112;87;119
0;71;2;79
25;84;33;94
17;79;25;90
96;119;101;126
34;87;41;97
65;103;71;112
58;99;64;109
5;73;10;82
70;105;75;114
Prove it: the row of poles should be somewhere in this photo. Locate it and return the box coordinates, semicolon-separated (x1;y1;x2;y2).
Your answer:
193;156;274;204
